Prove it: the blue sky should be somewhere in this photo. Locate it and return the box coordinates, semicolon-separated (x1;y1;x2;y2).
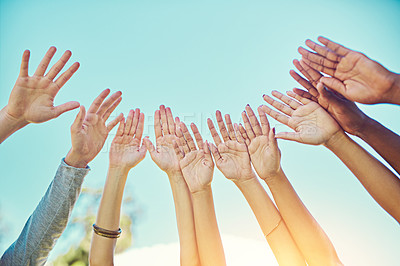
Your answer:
1;0;400;264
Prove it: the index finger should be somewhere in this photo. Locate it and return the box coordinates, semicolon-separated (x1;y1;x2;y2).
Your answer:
154;110;162;139
318;36;351;57
19;50;30;77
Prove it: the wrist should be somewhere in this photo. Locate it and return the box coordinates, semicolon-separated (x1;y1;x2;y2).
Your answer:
167;171;186;185
355;116;377;140
323;130;348;150
232;171;258;186
262;167;285;186
107;165;131;177
65;149;89;168
0;106;29;130
190;184;212;195
388;72;400;104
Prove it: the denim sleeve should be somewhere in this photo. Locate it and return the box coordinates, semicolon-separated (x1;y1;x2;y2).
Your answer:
0;158;90;266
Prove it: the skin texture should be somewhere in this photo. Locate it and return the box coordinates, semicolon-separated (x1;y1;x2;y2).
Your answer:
208;110;306;265
0;47;81;143
262;91;400;223
65;89;123;168
89;109;146;266
298;36;400;104
290;59;400;176
173;122;226;266
240;105;341;266
143;105;200;266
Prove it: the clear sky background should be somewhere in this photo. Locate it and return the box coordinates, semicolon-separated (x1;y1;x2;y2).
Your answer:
1;0;400;265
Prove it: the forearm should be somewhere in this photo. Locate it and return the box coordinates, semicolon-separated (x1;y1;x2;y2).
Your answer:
0;106;28;143
0;159;89;266
326;131;400;222
357;117;400;175
191;186;226;266
387;72;400;104
89;167;128;266
266;169;341;266
168;172;200;266
234;175;305;266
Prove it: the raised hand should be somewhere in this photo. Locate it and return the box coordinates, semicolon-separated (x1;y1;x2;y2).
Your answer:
173;122;214;193
239;105;281;181
290;59;369;136
144;105;181;176
298;36;400;104
5;47;81;125
65;89;123;168
206;111;254;182
262;90;341;145
109;109;146;172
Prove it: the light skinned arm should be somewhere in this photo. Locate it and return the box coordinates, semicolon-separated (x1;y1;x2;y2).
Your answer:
0;89;122;265
89;109;147;266
290;58;400;176
298;36;400;104
0;47;81;143
207;111;305;265
261;93;345;265
143;105;200;266
263;90;400;223
173;122;226;266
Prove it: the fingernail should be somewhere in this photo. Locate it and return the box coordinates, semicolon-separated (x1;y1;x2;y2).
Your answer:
272;127;276;134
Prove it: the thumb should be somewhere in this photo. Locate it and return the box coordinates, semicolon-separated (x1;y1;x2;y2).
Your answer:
269;127;279;150
139;142;147;157
71;105;86;131
54;101;80;118
320;77;346;95
143;137;156;157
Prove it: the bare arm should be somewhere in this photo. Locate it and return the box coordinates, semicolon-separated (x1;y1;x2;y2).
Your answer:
325;130;400;222
207;111;305;265
263;90;400;223
89;109;146;266
174;122;226;266
144;106;200;266
261;92;346;265
290;59;400;176
0;47;80;143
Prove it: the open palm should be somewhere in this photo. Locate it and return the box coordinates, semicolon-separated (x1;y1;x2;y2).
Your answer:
7;47;80;124
214;141;253;181
66;89;123;168
262;91;341;146
291;59;369;135
206;110;255;181
174;122;214;193
299;37;396;104
144;106;181;176
240;105;281;180
109;109;146;171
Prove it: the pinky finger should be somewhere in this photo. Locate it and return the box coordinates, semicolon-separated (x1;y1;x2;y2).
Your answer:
19;50;30;77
